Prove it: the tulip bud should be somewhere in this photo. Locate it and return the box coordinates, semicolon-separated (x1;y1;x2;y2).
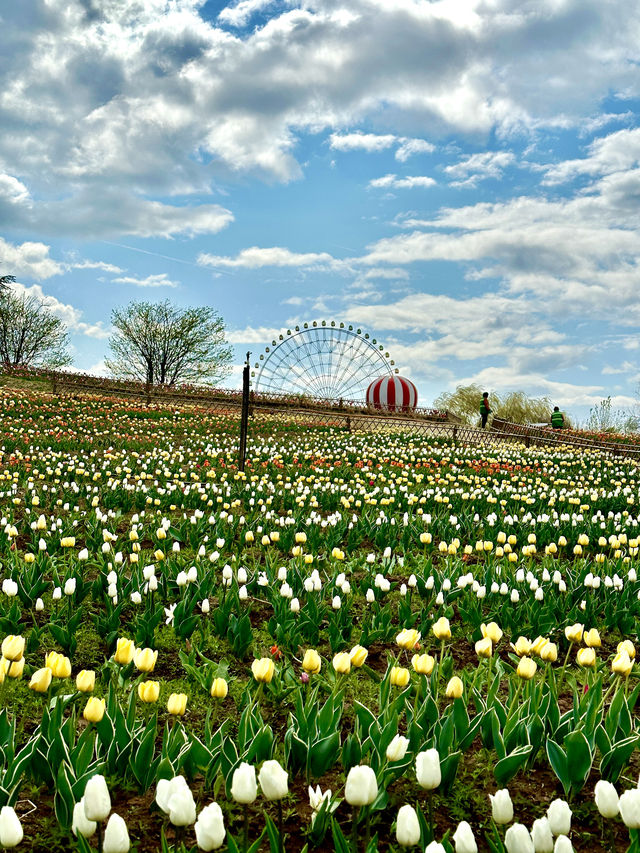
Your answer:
76;670;96;692
1;635;24;662
475;637;493;659
540;642;558;663
29;666;52;693
83;697;106;723
0;806;23;848
332;652;351;674
343;648;366;671
612;650;633;677
259;759;289;800
516;657;537;680
594;780;619;818
411;652;435;675
584;628;601;648
445;676;464;699
416;748;441;790
490;789;513;825
452;820;478;853
390;666;410;687
576;647;596;668
168;785;196;827
432;616;451;639
102;813;130;853
231;762;257;804
302;649;321;674
251;658;275;683
481;622;503;643
530;817;553;853
546;799;571;836
137;681;160;703
396;804;421;847
210;678;228;699
564;624;584;643
504;824;533;853
344;765;378;806
84;775;112;822
134;647;158;673
114;638;135;665
72;799;96;838
386;734;409;763
619;788;640;828
396;628;421;650
167;693;188;716
195;802;226;851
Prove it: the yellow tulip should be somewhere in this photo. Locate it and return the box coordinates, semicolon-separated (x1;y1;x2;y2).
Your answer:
511;637;532;657
564;624;584;644
475;637;493;659
617;640;636;659
29;667;52;693
540;642;558;663
481;622;503;644
1;635;25;662
349;645;368;667
83;697;106;723
114;637;135;665
1;657;24;678
390;666;410;687
302;649;322;674
332;652;351;674
76;670;96;693
577;647;596;668
137;681;160;702
531;636;549;656
210;678;228;698
411;653;435;675
445;676;464;699
251;658;275;683
612;651;633;678
46;651;71;678
584;629;601;648
396;628;421;650
134;647;158;673
167;693;188;715
516;657;537;680
432;617;451;640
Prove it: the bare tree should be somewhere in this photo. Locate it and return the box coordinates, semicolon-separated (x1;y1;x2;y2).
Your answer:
106;299;232;386
0;290;72;368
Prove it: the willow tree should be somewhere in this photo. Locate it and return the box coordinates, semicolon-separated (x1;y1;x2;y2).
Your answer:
106;299;232;386
434;383;554;425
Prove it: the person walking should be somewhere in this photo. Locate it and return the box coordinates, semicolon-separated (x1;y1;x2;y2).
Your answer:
479;392;491;429
551;406;565;430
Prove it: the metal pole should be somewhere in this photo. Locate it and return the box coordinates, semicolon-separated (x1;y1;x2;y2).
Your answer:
239;352;250;472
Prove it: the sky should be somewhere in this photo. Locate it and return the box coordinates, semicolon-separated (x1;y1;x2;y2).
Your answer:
1;0;640;423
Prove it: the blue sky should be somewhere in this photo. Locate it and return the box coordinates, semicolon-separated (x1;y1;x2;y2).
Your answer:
1;0;640;421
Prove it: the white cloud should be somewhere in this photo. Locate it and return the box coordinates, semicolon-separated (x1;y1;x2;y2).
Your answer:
71;260;124;274
0;237;62;280
543;127;640;185
197;246;338;269
218;0;283;27
369;174;436;190
445;151;516;187
111;273;179;288
329;132;397;152
227;325;285;343
395;138;435;161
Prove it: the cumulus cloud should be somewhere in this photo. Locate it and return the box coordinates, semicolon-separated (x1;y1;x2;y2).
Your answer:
0;237;62;280
197;246;339;269
543;127;640;184
329;132;397;152
0;0;637;233
369;174;436;190
111;273;179;287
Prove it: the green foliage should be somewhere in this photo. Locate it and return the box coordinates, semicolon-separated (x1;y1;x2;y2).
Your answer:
434;383;555;426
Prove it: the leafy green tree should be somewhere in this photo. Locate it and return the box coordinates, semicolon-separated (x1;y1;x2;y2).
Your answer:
106;299;232;386
434;383;557;426
0;289;71;368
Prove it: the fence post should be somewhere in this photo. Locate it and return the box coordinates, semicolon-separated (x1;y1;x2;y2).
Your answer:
238;352;251;472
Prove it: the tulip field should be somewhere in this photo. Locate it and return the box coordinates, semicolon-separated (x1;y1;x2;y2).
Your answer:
2;389;640;852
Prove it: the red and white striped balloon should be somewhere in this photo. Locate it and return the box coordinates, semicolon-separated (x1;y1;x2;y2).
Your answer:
366;375;418;412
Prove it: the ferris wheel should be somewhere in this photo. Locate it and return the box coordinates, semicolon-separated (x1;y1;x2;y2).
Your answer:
252;320;398;402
